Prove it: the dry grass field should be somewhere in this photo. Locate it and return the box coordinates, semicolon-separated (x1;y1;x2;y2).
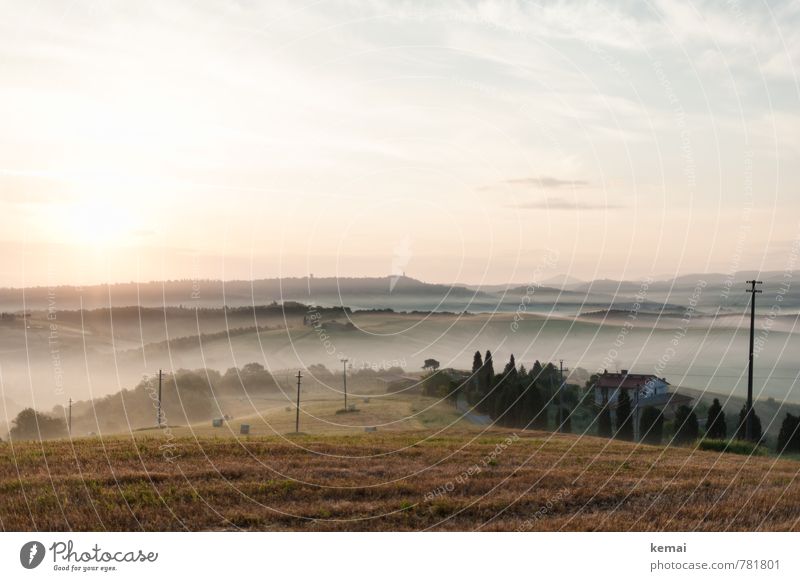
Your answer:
2;428;800;531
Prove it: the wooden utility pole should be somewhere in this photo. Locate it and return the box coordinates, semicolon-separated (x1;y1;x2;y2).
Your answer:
295;370;303;433
68;398;72;436
746;280;762;441
559;360;565;432
341;358;349;411
157;369;163;429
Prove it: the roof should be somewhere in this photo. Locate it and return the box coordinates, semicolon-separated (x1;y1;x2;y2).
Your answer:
636;392;693;407
605;391;693;409
596;371;668;390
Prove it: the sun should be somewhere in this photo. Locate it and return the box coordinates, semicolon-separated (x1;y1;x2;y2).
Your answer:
64;198;137;247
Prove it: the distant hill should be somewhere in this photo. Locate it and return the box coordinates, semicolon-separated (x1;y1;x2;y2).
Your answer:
2;270;797;315
0;276;499;312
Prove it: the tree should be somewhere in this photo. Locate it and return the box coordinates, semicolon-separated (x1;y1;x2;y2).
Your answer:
519;382;546;429
479;350;495;413
672;405;699;445
469;351;484;404
558;406;572;434
615;389;633;441
471;351;483;374
598;405;612;438
705;398;727;439
503;354;517;381
9;408;67;441
639;406;663;445
422;358;440;372
735;405;762;442
483;350;494;387
530;360;543;382
776;413;800;454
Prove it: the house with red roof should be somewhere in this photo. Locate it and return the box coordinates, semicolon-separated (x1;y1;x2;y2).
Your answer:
593;370;692;414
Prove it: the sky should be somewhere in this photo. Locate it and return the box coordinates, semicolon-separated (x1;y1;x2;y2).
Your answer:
1;0;799;287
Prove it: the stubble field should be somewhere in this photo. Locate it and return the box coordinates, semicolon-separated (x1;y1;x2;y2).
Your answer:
1;429;799;531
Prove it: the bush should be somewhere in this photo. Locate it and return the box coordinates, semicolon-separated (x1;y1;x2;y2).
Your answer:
9;408;68;441
698;439;765;456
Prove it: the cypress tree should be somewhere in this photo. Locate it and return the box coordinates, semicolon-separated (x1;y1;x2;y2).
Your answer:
735;404;762;442
705;398;727;439
559;406;572;434
639;406;663;445
598;405;612;438
522;384;546;429
483;350;494;389
471;350;484;404
472;350;483;374
776;413;800;454
479;350;495;413
503;354;517;380
672;405;699;445
615;389;634;441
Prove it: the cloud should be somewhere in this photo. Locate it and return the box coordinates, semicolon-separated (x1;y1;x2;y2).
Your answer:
510;197;622;211
504;176;589;188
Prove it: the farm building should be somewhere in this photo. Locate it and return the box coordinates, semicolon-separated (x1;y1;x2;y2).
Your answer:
593;370;692;416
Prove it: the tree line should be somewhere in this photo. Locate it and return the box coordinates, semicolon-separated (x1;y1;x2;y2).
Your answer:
423;351;800;455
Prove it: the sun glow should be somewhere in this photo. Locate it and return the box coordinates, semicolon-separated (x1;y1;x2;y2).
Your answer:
63;198;137;247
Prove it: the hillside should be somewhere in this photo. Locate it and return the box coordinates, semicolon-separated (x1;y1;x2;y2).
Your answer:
1;429;799;531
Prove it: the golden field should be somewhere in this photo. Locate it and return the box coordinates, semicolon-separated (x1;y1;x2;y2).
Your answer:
2;427;799;531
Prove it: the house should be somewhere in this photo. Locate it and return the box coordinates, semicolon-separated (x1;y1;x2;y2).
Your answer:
593;370;692;416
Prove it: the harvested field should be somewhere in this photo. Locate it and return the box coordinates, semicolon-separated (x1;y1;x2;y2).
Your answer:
2;430;800;531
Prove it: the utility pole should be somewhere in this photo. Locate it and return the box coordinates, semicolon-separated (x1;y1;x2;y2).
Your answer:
295;370;303;433
559;360;565;432
341;358;349;411
157;369;163;429
746;280;762;441
68;397;72;436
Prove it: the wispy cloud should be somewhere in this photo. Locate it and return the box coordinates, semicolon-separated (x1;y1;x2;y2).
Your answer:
510;197;622;211
504;176;589;188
